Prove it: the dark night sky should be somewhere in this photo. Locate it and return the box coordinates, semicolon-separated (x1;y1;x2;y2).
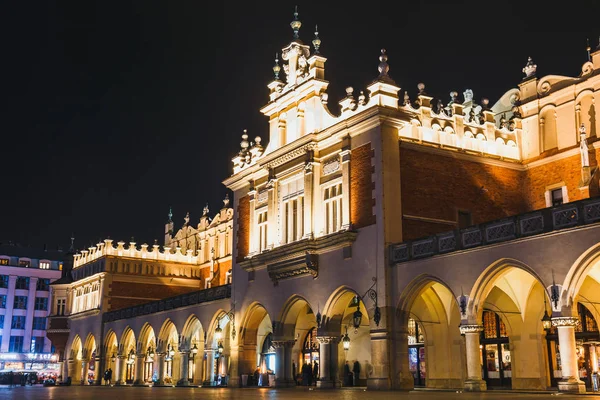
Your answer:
0;1;598;251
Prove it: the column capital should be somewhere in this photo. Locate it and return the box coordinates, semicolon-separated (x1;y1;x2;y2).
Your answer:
459;324;483;335
552;316;580;327
316;336;340;344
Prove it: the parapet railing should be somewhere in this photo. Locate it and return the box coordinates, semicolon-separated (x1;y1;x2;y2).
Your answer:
102;284;231;323
389;197;600;264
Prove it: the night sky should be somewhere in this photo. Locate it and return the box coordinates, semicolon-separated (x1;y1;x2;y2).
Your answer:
1;1;598;251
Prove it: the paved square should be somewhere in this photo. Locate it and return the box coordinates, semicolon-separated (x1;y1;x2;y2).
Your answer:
0;386;598;400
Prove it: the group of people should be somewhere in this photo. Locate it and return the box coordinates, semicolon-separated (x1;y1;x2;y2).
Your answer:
343;360;361;386
297;360;318;386
103;368;113;385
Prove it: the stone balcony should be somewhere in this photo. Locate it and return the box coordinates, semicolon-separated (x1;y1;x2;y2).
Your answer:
389;196;600;264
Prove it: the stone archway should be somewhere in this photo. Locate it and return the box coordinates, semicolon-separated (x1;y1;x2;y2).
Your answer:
68;335;82;383
321;286;371;389
103;330;118;384
180;315;205;386
238;302;272;386
397;274;463;390
117;327;136;385
467;259;549;391
133;323;156;385
156;319;180;386
276;295;317;387
82;333;97;385
206;310;233;386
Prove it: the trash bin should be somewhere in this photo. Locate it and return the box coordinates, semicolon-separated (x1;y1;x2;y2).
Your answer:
592;372;599;392
241;374;248;387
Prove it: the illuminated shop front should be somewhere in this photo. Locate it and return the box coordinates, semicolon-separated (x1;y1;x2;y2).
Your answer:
0;353;60;375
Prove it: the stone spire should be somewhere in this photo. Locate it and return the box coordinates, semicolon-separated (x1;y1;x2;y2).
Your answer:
312;25;321;54
376;49;395;83
290;5;301;40
522;56;537;79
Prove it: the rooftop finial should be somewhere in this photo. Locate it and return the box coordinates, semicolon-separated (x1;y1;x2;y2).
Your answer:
203;203;209;216
587;38;592;62
69;234;75;252
223;193;230;208
522;56;537;79
168;206;173;223
312;25;321;54
273;52;281;80
240;129;249;150
597;36;600;51
290;5;301;39
378;49;389;78
184;212;190;226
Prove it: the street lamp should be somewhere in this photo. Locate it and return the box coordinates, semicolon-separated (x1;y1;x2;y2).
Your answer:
168;343;175;358
111;353;116;363
352;298;362;332
215;320;223;342
351;277;381;332
542;295;552;332
189;343;199;382
342;327;351;351
217;342;224;354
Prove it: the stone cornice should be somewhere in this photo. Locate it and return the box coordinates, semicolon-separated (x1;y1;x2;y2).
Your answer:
69;308;101;320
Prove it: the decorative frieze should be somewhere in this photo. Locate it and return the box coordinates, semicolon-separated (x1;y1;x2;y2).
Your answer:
459;324;483;335
322;157;341;176
552;316;580;328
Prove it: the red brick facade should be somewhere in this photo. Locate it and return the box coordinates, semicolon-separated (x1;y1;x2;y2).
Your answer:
236;195;250;262
400;146;527;241
108;281;200;311
351;143;376;229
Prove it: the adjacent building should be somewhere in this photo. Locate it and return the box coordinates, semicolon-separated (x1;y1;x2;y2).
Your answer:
56;9;600;393
0;243;64;375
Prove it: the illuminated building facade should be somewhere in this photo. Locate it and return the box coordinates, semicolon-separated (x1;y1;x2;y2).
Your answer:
59;10;600;393
0;244;63;375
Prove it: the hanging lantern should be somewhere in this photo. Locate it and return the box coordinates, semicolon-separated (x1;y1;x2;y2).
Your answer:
215;320;223;342
111;353;116;362
191;343;199;355
353;301;363;331
342;328;351;351
218;342;224;354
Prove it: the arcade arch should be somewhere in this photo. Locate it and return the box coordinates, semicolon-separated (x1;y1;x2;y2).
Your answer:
239;303;272;386
156;319;180;385
136;323;156;384
118;327;136;385
181;315;205;385
103;330;118;382
69;335;83;383
82;333;97;385
397;275;463;389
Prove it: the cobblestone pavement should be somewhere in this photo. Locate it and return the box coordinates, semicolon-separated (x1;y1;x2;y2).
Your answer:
0;386;598;400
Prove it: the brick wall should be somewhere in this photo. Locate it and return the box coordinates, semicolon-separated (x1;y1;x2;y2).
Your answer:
524;147;600;209
108;281;200;311
400;146;528;241
351;143;376;229
236;195;250;263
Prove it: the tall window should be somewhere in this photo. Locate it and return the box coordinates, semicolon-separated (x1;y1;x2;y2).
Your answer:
36;279;50;291
0;295;6;308
56;298;66;316
281;176;304;245
0;315;4;328
32;317;46;330
35;297;48;311
257;210;268;252
9;336;24;352
551;188;563;207
324;182;343;234
13;296;28;309
0;275;8;288
15;277;30;290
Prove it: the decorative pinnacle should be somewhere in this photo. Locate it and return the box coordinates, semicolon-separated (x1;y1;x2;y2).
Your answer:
240;129;249;150
290;5;301;39
203;203;209;216
522;56;537;78
587;38;592;62
312;25;321;53
168;206;173;222
580;123;586;135
417;82;425;95
378;49;389;77
273;52;281;80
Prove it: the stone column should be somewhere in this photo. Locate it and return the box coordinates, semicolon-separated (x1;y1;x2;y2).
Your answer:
553;317;586;393
589;342;599;374
116;355;126;385
272;341;286;386
177;351;190;386
330;337;341;387
67;359;74;381
94;356;101;385
539;117;545;153
340;146;351;230
228;343;240;387
459;325;486;391
368;328;391;390
303;151;315;239
133;354;145;385
284;340;296;385
204;349;215;386
316;336;338;388
81;359;88;385
97;276;105;309
156;353;166;385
